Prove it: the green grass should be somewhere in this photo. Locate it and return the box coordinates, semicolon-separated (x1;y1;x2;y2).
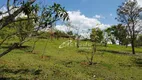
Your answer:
98;44;142;54
0;39;142;80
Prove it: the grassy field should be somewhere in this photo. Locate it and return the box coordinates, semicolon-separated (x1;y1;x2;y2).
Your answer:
0;39;142;80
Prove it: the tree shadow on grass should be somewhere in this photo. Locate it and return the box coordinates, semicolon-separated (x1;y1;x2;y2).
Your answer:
1;45;31;49
0;68;42;75
0;68;42;80
133;57;142;67
0;45;34;53
77;49;91;54
119;57;142;67
0;77;27;80
98;49;131;55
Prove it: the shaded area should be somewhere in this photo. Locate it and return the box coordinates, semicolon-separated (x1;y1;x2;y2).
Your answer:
98;49;131;55
119;63;132;67
133;57;142;67
0;68;42;75
0;45;31;49
0;77;27;80
78;49;91;54
0;45;33;53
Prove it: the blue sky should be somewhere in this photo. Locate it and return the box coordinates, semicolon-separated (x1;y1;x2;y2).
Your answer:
38;0;126;25
0;0;142;32
0;0;125;25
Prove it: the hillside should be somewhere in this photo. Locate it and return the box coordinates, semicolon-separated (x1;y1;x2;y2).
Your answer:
0;39;142;80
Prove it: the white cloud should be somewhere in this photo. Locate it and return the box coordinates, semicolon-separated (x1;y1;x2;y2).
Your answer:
94;15;105;19
137;0;142;6
94;15;101;19
0;7;7;12
0;6;27;20
0;7;8;19
56;11;110;37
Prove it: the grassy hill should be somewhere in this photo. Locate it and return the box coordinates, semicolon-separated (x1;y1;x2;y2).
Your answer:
0;39;142;80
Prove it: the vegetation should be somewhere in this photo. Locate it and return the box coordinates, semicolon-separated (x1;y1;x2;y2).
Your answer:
0;0;142;80
0;0;69;57
0;39;142;79
116;0;142;54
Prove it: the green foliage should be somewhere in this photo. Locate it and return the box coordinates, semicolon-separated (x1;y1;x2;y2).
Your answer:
116;0;142;54
0;0;70;57
0;27;15;39
39;3;69;29
106;24;129;45
135;35;142;47
13;18;35;43
67;31;73;36
104;27;116;44
90;28;103;43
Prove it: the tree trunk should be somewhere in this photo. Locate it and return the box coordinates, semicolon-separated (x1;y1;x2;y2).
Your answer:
76;35;80;48
131;24;135;54
125;44;128;48
31;38;39;53
89;43;96;65
0;33;16;46
0;36;9;46
104;41;107;47
42;39;48;58
0;0;36;30
77;39;79;48
131;39;135;54
0;43;18;58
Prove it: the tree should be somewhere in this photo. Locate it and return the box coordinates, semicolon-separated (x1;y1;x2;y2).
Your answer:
90;28;103;43
0;1;69;58
116;0;142;54
108;24;129;46
14;17;35;47
0;0;37;30
88;28;103;65
104;27;116;44
113;24;129;46
102;31;109;47
135;34;142;47
0;27;16;46
73;25;81;48
65;22;81;48
65;22;73;41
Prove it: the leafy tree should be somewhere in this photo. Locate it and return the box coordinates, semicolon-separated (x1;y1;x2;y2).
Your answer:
116;0;142;54
0;0;37;30
14;18;35;47
0;0;69;58
0;26;16;46
67;31;73;36
135;35;142;47
109;24;129;46
104;27;116;44
102;31;109;47
90;28;103;43
88;28;103;65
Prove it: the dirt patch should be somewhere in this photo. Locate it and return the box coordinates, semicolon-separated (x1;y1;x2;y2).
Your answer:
41;55;51;59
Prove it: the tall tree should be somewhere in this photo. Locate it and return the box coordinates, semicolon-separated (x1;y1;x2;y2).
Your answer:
116;0;142;54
